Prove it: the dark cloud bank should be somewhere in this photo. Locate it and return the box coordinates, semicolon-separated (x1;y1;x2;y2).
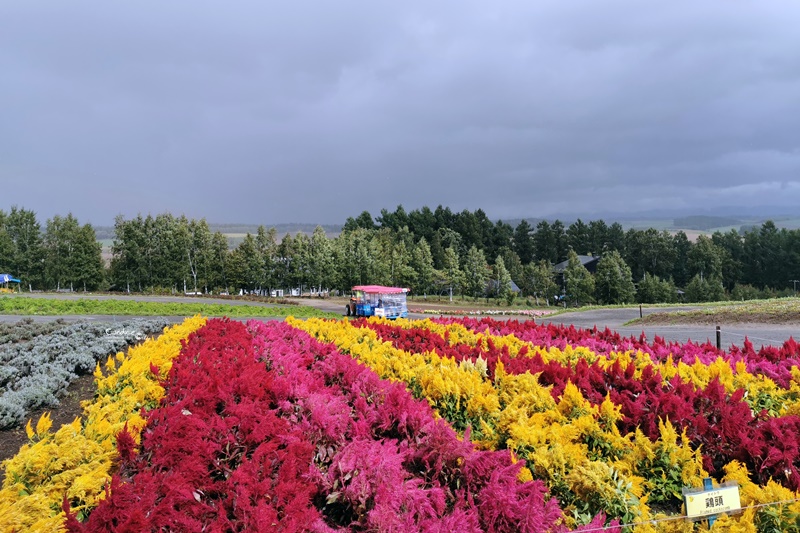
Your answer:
1;1;798;225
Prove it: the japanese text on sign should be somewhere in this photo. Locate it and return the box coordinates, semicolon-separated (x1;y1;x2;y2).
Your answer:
684;485;741;519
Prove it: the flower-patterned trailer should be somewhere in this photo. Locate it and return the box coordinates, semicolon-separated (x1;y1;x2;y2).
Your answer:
345;285;410;319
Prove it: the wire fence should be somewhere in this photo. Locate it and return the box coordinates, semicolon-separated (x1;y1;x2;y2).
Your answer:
575;497;800;532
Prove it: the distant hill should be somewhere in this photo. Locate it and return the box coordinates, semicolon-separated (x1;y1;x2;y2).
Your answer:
672;215;742;231
94;223;342;242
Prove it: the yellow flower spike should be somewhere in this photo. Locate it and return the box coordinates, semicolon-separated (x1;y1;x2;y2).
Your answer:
35;412;53;436
0;315;207;532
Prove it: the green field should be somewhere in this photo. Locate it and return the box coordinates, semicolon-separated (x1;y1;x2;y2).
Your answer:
0;296;340;318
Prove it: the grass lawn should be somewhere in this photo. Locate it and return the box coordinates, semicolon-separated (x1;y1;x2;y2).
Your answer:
0;296;340;318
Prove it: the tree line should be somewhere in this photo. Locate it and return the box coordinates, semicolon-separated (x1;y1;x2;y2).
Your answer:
2;204;800;305
0;207;104;291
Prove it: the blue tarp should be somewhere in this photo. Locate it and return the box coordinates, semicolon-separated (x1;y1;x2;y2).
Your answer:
0;274;21;283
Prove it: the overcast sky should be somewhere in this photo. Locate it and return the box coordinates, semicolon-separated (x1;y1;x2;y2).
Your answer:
2;1;799;226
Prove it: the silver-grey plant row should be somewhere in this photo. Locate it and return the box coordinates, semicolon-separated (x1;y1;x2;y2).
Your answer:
0;318;169;429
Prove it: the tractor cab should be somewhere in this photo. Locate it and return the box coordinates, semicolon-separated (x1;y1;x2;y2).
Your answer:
346;285;409;319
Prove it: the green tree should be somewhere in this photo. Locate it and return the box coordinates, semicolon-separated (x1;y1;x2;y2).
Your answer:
567;218;592;255
411;237;436;297
442;246;464;301
110;215;144;292
5;206;44;289
43;213;81;290
208;231;230;291
513;219;535;264
712;229;744;291
308;226;335;293
0;216;14;274
624;228;676;281
72;223;104;291
255;226;278;292
523;260;559;306
594;250;636;304
636;274;675;304
687;235;724;282
463;246;488;298
588;219;610;255
564;250;595;306
671;231;692;287
493;256;514;304
684;274;725;303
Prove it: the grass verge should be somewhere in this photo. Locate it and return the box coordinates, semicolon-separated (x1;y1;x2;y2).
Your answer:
0;296;340;318
625;298;800;325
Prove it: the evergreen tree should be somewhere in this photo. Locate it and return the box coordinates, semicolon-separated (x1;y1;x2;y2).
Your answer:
636;274;675;304
493;256;514;304
463;246;488;298
72;223;104;291
411;237;436;297
564;250;595;306
43;213;80;290
208;231;230;291
567;218;592;255
5;206;44;289
684;274;725;302
594;250;636;304
512;219;535;264
255;226;278;292
0;212;14;273
442;246;464;300
308;226;335;293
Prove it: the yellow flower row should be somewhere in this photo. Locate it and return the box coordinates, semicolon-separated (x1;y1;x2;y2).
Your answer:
294;317;800;532
0;316;206;533
404;318;800;418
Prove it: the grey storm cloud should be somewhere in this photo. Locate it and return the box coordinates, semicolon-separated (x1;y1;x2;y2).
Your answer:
1;0;798;225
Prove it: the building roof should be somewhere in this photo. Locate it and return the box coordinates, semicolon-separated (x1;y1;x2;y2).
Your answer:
553;255;599;273
486;279;521;293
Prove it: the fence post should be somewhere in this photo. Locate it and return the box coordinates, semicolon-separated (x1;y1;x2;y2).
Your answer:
639;304;643;318
716;326;721;350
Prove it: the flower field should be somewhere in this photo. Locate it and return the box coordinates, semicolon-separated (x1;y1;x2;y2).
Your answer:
3;315;800;531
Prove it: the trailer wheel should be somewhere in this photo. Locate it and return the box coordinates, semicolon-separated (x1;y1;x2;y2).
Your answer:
345;305;351;316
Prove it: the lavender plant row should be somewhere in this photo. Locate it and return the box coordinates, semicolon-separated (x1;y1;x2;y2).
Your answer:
0;318;70;347
0;318;169;429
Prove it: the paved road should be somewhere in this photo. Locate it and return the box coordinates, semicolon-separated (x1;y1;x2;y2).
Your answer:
540;307;799;349
3;294;798;349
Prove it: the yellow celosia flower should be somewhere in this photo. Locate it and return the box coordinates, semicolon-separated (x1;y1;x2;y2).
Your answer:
0;316;206;532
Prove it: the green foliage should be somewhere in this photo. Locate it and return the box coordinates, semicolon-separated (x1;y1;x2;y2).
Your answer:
731;283;761;301
493;256;513;304
754;503;800;533
684;274;726;303
522;260;559;306
564;251;595;306
636;274;675;304
463;246;488;298
594;250;636;305
442;246;465;298
411;237;436;296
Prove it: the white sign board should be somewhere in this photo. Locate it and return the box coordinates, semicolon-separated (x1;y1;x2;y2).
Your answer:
684;484;741;519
